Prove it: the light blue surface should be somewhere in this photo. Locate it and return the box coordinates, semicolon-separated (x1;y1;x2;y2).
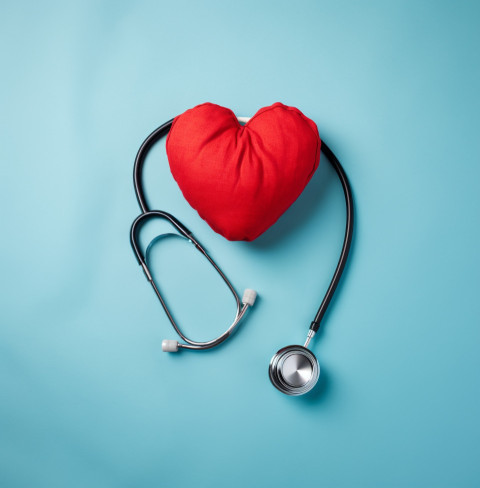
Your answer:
1;1;479;487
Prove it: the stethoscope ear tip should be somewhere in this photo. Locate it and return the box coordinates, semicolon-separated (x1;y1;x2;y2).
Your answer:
242;289;257;306
269;345;320;396
162;339;179;352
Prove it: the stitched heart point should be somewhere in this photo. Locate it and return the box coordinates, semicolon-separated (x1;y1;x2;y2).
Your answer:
166;102;321;241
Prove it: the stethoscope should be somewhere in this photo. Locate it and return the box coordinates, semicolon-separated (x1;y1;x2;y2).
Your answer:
130;115;354;396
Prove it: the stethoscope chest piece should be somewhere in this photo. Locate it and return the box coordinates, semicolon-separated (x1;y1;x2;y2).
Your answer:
269;345;320;396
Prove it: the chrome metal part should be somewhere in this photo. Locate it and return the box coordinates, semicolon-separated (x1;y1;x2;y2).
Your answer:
304;329;316;348
269;345;320;396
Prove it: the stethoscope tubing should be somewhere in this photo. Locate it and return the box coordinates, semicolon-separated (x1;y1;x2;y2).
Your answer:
133;119;174;214
130;114;354;354
310;142;354;333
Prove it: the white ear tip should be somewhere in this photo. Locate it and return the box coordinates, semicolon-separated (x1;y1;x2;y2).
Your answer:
242;289;257;306
162;339;179;352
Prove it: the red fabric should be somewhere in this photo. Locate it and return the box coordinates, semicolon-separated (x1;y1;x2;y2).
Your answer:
166;102;321;241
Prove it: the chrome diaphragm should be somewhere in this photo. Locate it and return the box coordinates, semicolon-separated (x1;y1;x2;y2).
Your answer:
269;345;320;396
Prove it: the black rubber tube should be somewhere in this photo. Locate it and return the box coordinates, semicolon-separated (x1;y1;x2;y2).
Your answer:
133;119;173;213
310;141;354;332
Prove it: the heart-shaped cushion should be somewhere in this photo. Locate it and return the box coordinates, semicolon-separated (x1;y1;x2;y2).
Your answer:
166;102;321;241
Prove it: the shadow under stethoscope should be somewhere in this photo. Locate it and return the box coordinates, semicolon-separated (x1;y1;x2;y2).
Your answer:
300;362;331;405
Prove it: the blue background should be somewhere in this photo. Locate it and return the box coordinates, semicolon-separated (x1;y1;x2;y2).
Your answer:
1;1;479;487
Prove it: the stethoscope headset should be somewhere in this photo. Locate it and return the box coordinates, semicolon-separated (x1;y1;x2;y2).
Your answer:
130;115;354;396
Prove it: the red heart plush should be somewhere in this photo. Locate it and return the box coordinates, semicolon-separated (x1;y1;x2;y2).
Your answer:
166;102;321;241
